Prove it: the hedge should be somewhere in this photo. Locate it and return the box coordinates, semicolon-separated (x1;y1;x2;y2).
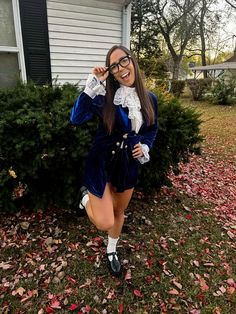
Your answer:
0;82;203;212
187;78;212;101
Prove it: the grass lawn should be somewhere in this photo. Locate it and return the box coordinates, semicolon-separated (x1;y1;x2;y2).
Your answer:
180;97;236;160
0;98;236;314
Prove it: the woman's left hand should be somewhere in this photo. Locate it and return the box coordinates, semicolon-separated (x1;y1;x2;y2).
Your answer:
132;143;143;159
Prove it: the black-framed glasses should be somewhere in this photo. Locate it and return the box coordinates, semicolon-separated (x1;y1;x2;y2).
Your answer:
107;55;132;74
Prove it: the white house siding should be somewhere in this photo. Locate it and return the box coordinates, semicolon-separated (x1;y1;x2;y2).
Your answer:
47;0;128;86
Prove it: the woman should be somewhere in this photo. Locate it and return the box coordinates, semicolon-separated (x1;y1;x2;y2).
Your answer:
70;45;158;276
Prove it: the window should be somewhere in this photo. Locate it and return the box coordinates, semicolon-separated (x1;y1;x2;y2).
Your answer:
0;0;26;88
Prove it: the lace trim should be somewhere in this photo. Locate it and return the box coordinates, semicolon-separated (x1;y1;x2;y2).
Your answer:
113;85;143;133
138;144;150;164
84;74;106;99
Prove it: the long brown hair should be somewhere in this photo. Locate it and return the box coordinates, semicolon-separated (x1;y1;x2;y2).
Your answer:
103;45;155;134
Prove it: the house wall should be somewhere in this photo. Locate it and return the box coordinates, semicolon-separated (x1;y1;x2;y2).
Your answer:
47;0;129;86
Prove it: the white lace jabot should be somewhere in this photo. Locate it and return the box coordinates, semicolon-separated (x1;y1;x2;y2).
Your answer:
113;85;143;133
83;78;150;164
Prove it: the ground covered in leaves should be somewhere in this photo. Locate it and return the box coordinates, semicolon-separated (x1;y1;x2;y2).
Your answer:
0;101;236;314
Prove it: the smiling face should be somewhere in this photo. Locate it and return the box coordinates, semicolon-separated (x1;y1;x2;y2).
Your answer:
109;48;135;87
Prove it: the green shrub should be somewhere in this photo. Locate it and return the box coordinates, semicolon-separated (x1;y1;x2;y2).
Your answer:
187;78;212;101
139;56;169;79
210;76;236;105
0;82;203;212
169;80;186;97
0;82;94;212
138;89;203;192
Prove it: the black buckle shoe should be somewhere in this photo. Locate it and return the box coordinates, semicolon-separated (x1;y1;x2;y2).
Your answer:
106;252;122;276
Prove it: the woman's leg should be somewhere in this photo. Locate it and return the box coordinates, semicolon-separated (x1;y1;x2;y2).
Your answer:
85;184;114;231
84;184;133;233
83;184;134;275
108;185;134;239
105;186;134;275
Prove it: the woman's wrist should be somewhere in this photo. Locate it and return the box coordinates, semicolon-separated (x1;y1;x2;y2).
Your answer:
84;74;106;99
138;144;150;164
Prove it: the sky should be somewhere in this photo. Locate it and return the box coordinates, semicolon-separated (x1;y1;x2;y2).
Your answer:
217;1;236;50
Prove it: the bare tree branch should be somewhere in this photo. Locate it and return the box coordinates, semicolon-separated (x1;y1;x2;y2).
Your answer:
185;53;202;58
225;0;236;9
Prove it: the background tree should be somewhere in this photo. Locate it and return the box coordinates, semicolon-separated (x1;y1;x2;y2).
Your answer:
131;0;161;61
131;0;234;80
192;0;234;66
150;0;201;80
131;0;168;78
195;0;221;77
199;0;207;77
225;0;236;9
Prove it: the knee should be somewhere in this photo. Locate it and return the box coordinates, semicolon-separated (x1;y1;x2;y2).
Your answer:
95;218;114;231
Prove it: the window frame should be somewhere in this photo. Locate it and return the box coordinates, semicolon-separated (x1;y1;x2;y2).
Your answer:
0;0;26;82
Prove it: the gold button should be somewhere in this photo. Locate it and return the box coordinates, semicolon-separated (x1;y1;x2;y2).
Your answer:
112;150;115;154
125;145;128;148
123;134;128;139
116;142;120;146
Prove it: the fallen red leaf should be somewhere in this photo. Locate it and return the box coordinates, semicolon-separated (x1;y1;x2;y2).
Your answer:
69;304;79;310
124;269;132;281
226;278;235;286
186;214;193;220
168;289;179;295
133;289;143;297
50;299;61;309
83;305;91;313
146;259;153;268
119;303;124;314
196;292;205;301
168;153;236;231
66;276;77;284
199;278;209;291
145;275;153;284
227;286;235;295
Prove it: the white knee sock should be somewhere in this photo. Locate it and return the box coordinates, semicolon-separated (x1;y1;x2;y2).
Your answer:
81;194;89;208
107;236;119;260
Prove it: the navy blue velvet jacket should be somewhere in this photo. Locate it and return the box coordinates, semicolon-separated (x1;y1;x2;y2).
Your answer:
70;91;158;198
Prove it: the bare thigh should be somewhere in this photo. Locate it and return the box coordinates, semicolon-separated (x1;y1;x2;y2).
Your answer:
109;184;134;214
88;184;134;230
88;184;114;230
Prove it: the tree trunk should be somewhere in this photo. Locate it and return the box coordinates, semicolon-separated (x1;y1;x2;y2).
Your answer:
200;0;207;78
172;56;181;80
137;2;142;62
152;0;200;81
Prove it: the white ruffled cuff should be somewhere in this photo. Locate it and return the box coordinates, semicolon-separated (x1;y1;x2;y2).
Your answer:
138;144;150;164
84;74;106;99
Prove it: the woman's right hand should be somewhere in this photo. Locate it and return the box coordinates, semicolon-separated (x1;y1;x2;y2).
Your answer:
92;67;109;83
